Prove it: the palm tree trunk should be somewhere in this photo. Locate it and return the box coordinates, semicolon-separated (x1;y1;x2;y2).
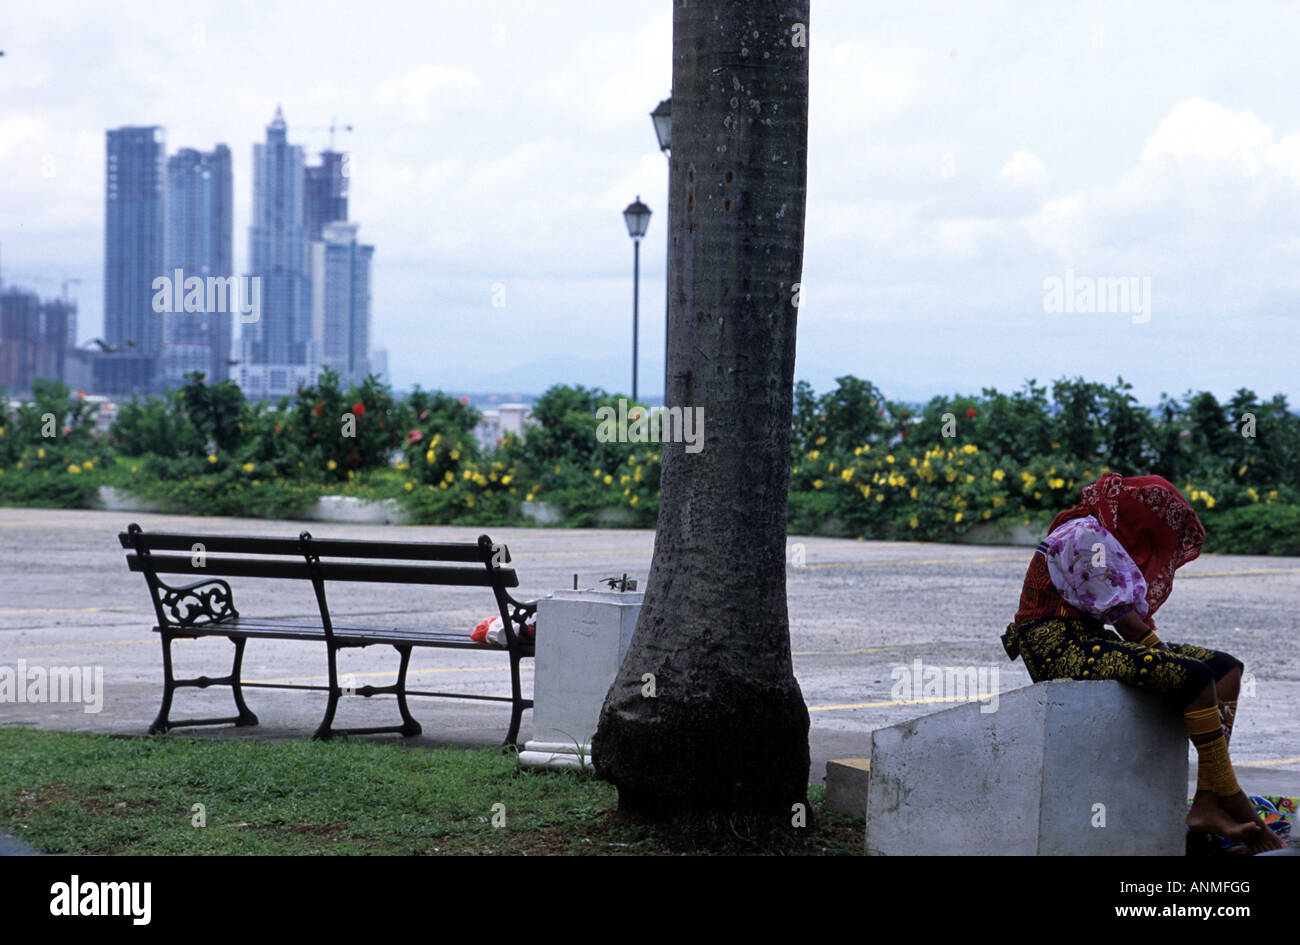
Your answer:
592;0;811;836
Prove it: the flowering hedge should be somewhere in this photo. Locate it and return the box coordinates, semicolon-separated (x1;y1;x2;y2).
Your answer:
2;373;1297;555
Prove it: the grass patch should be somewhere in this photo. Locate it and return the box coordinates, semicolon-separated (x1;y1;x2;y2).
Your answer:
0;728;862;855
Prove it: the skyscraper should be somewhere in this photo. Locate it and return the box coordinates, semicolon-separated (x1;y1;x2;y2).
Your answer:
310;222;373;385
304;150;348;242
0;288;73;393
244;106;310;373
104;126;165;392
163;144;233;385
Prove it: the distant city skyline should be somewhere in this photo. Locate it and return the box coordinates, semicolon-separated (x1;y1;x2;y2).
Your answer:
3;2;1300;406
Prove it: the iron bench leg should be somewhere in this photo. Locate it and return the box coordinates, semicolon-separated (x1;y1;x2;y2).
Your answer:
504;649;528;748
149;629;178;734
314;640;343;741
229;636;259;727
393;644;422;737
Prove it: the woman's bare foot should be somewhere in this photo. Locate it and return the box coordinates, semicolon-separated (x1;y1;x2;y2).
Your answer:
1217;791;1285;853
1187;791;1265;849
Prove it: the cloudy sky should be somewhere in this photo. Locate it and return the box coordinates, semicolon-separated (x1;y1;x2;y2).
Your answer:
3;1;1299;405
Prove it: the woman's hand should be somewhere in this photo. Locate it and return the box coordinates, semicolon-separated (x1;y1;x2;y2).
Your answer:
1114;611;1167;649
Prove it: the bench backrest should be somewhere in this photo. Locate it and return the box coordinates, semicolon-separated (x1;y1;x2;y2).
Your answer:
119;524;531;647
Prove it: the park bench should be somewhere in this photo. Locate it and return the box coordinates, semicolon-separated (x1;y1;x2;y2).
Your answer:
119;523;537;744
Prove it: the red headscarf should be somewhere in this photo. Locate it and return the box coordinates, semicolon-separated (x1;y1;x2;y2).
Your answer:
1049;473;1205;625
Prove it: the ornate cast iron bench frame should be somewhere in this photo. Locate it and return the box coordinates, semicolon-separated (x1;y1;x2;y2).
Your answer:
120;524;537;744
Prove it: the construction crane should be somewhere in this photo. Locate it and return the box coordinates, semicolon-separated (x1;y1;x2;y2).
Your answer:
299;118;353;152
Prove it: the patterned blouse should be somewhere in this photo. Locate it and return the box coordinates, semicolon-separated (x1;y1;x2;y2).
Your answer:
1040;515;1150;625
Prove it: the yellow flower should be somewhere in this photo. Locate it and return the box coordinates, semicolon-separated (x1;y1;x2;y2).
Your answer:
862;444;871;452
603;474;613;485
594;469;602;479
966;474;975;483
861;484;871;499
0;427;5;436
983;509;992;519
1268;490;1278;501
327;459;337;470
909;516;919;529
242;462;255;473
992;469;1005;482
501;475;512;485
910;456;917;466
404;481;414;491
1033;491;1041;500
875;492;884;503
465;495;476;507
1238;465;1247;477
208;453;218;464
807;450;821;461
1048;477;1065;489
853;446;862;456
910;487;918;500
886;454;895;464
828;461;836;473
525;492;535;501
37;448;46;459
962;444;978;455
426;449;435;464
463;469;473;480
67;464;82;474
16;461;22;469
449;450;460;460
396;461;409;470
444;470;454;482
993;496;1006;508
841;468;854;483
815;435;827;446
630;495;639;506
1205;496;1216;509
954;512;963;522
1248;488;1259;502
812;479;824;490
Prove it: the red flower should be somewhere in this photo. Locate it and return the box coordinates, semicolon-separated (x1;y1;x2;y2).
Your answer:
351;402;366;417
419;410;430;421
459;396;470;406
312;402;323;417
406;429;424;445
274;424;282;434
965;407;978;419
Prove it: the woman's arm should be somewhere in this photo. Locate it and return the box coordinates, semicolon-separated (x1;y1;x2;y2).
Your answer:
1114;611;1169;651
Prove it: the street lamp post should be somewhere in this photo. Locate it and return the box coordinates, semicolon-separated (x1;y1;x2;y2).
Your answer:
650;97;671;403
622;196;652;402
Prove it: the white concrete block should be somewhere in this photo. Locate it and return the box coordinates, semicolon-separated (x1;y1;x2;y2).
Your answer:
866;680;1188;856
825;759;871;819
517;589;642;770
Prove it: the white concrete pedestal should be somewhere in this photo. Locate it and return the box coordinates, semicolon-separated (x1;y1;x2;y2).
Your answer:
865;680;1189;855
518;589;642;770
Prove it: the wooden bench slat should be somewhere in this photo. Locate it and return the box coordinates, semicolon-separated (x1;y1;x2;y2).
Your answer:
166;617;527;651
118;531;505;563
125;554;519;587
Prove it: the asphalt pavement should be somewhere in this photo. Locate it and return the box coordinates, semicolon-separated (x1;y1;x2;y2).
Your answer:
1;507;1297;795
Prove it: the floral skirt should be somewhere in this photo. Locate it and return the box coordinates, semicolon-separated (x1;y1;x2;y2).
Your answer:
1002;618;1243;709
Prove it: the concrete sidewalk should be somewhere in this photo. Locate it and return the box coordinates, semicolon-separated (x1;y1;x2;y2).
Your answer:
2;507;1297;797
